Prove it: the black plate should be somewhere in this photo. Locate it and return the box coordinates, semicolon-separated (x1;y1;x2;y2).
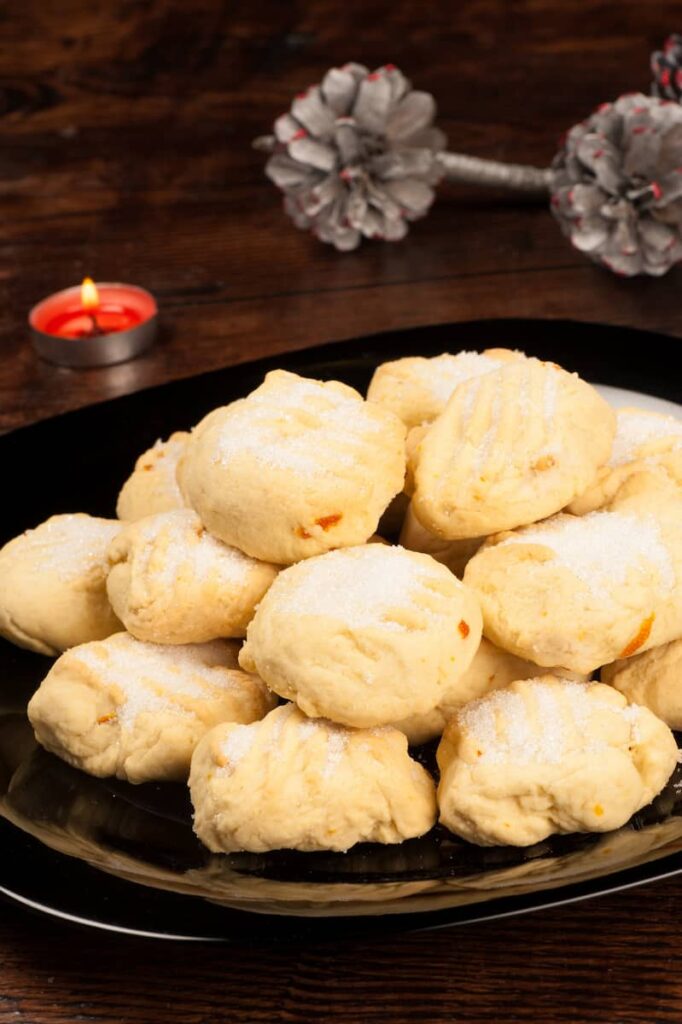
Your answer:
2;317;682;942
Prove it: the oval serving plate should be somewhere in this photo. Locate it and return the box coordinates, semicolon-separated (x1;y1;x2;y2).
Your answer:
1;317;682;942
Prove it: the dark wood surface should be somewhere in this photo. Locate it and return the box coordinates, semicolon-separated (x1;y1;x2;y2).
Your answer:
2;1;682;1020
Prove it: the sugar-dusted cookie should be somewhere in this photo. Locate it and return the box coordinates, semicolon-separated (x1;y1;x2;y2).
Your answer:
190;703;437;853
177;370;407;564
411;358;616;539
463;495;680;674
0;514;122;656
602;638;682;730
239;544;482;728
569;407;682;515
399;500;484;577
437;676;678;846
392;638;588;745
116;432;189;521
27;633;276;784
366;348;524;430
106;509;279;644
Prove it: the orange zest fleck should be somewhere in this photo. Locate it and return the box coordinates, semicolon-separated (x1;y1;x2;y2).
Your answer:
593;804;604;817
97;713;116;725
295;526;312;539
315;513;342;531
458;620;470;638
532;454;556;472
618;612;655;658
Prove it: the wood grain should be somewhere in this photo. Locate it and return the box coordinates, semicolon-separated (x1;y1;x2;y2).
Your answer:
2;1;682;1020
2;880;682;1023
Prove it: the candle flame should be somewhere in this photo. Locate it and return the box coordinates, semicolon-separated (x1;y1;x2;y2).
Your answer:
81;277;100;312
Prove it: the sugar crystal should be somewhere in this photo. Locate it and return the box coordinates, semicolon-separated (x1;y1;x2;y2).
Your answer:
134;510;262;588
412;351;506;406
281;545;449;631
28;516;120;582
74;636;235;727
500;511;674;595
213;375;382;477
219;724;257;771
608;410;682;468
458;679;641;765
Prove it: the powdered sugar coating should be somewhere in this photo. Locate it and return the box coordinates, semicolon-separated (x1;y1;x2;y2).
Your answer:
321;727;349;777
471;374;502;470
131;510;265;590
278;545;453;632
219;724;257;772
410;351;507;405
72;635;239;727
213;375;382;476
23;515;120;582
608;409;682;468
219;708;353;780
457;678;643;765
500;511;675;596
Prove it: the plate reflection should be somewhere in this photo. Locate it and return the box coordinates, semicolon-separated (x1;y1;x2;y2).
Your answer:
2;713;682;918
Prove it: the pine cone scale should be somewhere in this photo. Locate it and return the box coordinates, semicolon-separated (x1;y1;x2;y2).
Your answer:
639;216;677;251
265;153;317;190
385;91;437;140
288;136;336;173
334;120;363;165
320;65;368;115
569;183;604;216
291;87;337;139
383;178;434;216
656;170;682;202
273;114;302;144
623;134;661;182
552;92;682;275
352;76;395;136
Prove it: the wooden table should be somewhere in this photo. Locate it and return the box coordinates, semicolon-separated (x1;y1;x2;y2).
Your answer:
2;1;682;1019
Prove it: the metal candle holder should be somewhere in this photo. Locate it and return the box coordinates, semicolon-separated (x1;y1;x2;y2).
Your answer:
29;283;159;369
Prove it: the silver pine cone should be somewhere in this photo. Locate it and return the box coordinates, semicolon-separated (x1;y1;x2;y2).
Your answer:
651;35;682;101
551;93;682;276
254;63;447;251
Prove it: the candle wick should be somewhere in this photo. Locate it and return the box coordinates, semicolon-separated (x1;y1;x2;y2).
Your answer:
87;312;105;337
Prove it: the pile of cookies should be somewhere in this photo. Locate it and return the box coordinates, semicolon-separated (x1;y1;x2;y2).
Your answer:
1;352;682;854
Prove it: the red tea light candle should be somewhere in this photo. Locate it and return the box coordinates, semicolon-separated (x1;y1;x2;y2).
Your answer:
30;279;158;368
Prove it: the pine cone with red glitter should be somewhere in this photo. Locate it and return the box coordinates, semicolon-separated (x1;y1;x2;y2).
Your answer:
550;93;682;276
651;35;682;101
254;63;447;251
